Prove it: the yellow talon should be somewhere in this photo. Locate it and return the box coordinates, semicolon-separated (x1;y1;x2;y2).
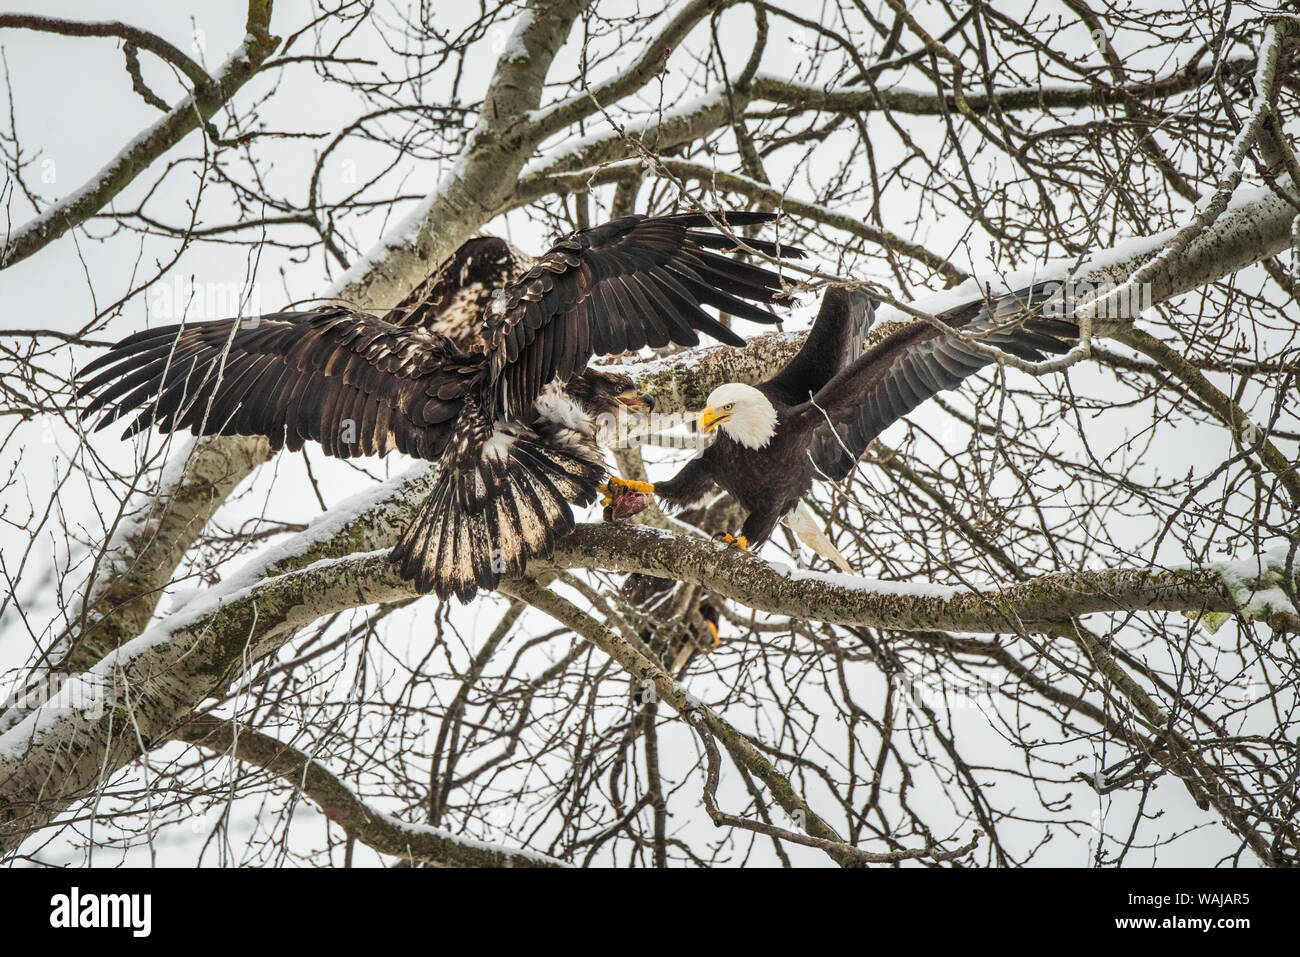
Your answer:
718;533;749;551
600;476;655;496
599;476;655;519
705;619;720;649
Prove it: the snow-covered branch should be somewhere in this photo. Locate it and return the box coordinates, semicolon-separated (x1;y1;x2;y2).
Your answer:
744;55;1262;118
0;1;278;270
174;716;565;868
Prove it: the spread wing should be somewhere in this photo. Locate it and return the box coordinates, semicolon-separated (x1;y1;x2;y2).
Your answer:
487;211;803;417
77;307;484;460
760;286;876;406
802;282;1078;481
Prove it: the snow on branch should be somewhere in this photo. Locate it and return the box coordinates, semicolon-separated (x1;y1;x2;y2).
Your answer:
0;1;278;270
745;55;1261;118
175;716;565;868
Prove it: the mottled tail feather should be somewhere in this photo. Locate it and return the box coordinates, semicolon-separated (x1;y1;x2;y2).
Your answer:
390;436;604;602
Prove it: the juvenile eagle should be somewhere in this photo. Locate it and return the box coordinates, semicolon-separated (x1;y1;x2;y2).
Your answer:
78;212;802;600
607;282;1078;557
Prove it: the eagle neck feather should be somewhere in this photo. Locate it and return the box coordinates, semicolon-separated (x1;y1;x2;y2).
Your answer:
725;396;778;449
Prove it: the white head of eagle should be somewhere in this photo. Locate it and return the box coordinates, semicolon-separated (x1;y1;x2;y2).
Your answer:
697;382;778;449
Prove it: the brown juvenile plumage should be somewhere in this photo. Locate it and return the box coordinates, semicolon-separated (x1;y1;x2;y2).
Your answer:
78;212;804;601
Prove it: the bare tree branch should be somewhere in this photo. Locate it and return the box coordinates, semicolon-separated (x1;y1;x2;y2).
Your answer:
0;1;278;269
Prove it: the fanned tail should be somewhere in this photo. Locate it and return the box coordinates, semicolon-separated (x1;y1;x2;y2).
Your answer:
390;433;604;602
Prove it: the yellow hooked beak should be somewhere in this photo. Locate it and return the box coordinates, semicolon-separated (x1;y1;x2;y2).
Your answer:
697;406;731;433
616;389;655;412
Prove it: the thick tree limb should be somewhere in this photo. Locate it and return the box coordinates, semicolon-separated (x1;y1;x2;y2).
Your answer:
747;56;1261;117
174;715;564;868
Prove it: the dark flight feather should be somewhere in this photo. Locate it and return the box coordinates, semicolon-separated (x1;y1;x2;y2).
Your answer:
802;281;1077;481
486;212;804;416
655;281;1079;551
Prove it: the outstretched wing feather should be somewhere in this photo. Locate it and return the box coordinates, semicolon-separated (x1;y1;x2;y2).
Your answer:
802;282;1078;481
487;213;805;416
77;307;485;460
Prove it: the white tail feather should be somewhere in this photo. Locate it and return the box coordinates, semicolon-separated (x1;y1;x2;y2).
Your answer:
783;500;852;573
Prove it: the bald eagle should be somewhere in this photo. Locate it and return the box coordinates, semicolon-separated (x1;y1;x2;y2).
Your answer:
77;212;802;601
606;282;1078;558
